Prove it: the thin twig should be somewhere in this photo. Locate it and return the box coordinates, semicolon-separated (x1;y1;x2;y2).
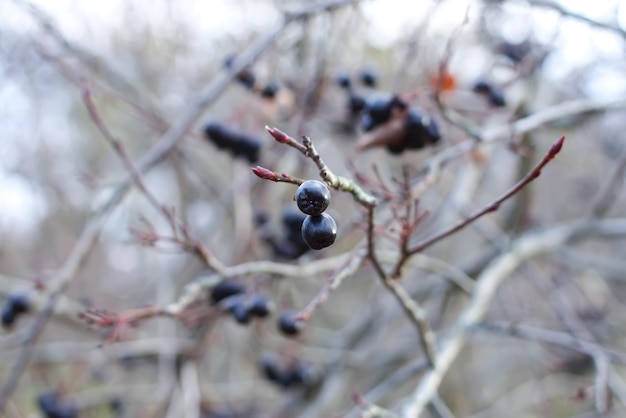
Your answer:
265;127;377;207
400;217;626;417
407;136;565;256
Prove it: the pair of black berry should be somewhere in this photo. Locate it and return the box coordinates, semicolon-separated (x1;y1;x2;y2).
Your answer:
1;291;30;328
336;68;377;90
210;280;273;325
295;180;337;250
472;79;506;107
259;354;312;390
203;122;261;163
37;391;77;418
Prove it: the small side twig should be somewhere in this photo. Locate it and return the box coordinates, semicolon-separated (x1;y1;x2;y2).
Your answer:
265;126;377;208
407;136;565;256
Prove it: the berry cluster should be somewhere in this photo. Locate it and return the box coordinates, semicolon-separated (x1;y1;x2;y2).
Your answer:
361;96;441;154
1;291;30;328
37;391;77;418
203;122;261;163
210;280;273;325
295;180;337;250
224;56;280;101
472;79;506;107
336;69;377;116
259;354;313;390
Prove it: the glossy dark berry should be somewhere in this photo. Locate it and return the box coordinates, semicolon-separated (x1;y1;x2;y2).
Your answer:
296;180;331;216
203;122;261;163
260;82;279;99
336;73;351;89
249;294;272;318
210;281;246;305
301;213;337;250
360;68;378;87
277;311;302;336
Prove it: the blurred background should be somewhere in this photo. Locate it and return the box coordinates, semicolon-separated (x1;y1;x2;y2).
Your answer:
2;0;626;417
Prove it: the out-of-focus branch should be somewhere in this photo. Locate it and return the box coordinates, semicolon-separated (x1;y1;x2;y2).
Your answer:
474;321;626;364
524;0;626;39
401;217;626;417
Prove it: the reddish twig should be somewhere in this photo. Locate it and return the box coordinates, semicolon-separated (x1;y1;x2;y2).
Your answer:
407;136;565;256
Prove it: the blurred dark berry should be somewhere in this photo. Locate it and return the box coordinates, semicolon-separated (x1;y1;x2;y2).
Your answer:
1;306;15;328
223;55;256;89
203;122;261;163
110;397;124;416
360;68;378;87
488;89;506;107
284;361;312;388
360;96;406;132
222;294;250;324
210;281;246;305
472;79;492;94
249;294;272;318
336;72;352;89
10;292;30;314
295;180;331;216
37;391;77;418
403;110;441;150
260;82;279;99
253;209;269;226
231;303;251;324
277;311;302;336
348;94;366;114
259;355;289;387
301;213;337;250
282;208;307;230
1;291;30;329
498;41;531;64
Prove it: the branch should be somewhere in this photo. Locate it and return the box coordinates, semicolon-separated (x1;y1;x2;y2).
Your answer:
265;127;377;208
400;217;626;417
407;136;564;255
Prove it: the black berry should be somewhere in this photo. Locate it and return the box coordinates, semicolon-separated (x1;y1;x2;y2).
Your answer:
348;94;366;114
360;68;378;87
249;294;272;318
37;391;77;418
1;291;30;329
260;82;279;99
224;56;256;89
336;72;352;89
210;281;246;305
403;110;440;149
360;96;406;132
295;180;331;216
203;122;261;163
231;303;251;324
277;311;302;336
301;213;337;250
488;89;506;107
